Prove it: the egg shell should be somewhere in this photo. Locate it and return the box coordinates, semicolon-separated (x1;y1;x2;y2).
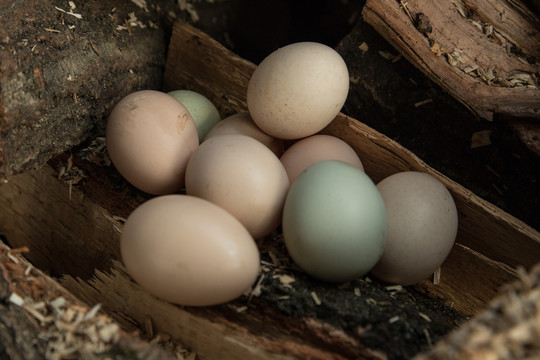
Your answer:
168;90;221;142
106;90;199;195
247;42;349;140
185;134;290;239
371;171;458;286
203;112;284;156
280;134;364;184
120;195;260;306
283;160;387;283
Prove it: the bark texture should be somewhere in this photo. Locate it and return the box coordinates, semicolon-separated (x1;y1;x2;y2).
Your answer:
362;0;540;121
0;0;177;180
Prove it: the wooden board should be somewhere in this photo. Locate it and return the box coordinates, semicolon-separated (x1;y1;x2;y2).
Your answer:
1;21;539;359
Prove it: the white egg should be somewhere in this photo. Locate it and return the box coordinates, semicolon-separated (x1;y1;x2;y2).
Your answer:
247;42;349;140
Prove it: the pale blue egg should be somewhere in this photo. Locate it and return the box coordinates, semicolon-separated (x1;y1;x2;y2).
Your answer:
168;90;221;142
282;160;387;283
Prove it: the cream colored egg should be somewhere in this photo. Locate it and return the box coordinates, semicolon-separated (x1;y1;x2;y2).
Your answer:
204;112;284;156
106;90;199;194
280;134;364;184
247;42;349;140
371;172;458;286
185;134;290;239
121;195;260;306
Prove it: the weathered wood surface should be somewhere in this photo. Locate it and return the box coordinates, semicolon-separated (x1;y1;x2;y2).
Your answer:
0;0;177;180
1;21;539;359
0;241;179;360
362;0;540;121
414;263;540;360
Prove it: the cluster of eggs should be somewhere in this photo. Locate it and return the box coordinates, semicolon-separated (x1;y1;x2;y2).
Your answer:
106;42;458;307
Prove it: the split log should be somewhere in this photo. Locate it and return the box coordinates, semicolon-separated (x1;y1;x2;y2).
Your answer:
362;0;540;121
0;0;177;181
0;241;180;360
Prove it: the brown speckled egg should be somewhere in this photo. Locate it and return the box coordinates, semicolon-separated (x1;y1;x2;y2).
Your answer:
106;90;199;195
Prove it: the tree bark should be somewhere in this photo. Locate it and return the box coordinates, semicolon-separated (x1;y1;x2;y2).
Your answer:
362;0;540;121
0;0;177;181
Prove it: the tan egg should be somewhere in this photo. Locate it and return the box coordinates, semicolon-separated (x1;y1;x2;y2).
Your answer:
121;195;260;306
185;134;290;239
280;134;364;184
371;172;458;286
247;42;349;140
106;90;199;194
203;112;284;156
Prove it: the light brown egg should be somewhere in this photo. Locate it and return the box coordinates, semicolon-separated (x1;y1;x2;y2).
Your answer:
185;134;290;239
247;42;349;140
121;195;260;306
371;172;458;286
106;90;199;194
203;112;284;156
280;134;364;184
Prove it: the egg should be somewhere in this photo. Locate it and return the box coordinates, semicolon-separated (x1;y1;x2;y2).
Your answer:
371;171;458;286
247;42;349;140
168;90;221;142
280;134;364;184
203;112;284;156
185;134;290;239
283;160;387;283
120;195;260;306
106;90;199;194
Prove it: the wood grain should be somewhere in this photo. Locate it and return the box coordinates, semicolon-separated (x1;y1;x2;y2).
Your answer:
362;0;540;120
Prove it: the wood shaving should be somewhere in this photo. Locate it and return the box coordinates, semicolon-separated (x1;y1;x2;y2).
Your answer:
424;328;433;347
178;0;200;22
358;41;369;52
414;98;433;107
433;267;441;286
419;312;432;322
379;50;397;61
55;6;82;19
79;137;111;167
8;292;25;306
131;0;149;12
388;315;400;323
275;274;295;288
385;285;404;292
311;291;322;306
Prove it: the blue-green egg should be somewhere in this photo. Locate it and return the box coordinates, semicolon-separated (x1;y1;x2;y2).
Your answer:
282;160;387;283
168;90;221;142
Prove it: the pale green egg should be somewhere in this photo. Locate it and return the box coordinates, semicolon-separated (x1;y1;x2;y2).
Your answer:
282;160;387;283
168;90;221;142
